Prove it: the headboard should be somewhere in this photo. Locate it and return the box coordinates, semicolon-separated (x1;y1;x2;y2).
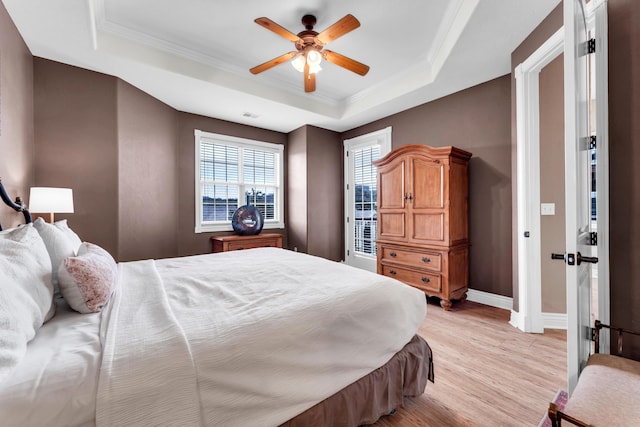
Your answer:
0;178;32;231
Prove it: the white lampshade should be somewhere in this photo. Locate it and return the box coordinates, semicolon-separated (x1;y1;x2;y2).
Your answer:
308;63;322;74
29;187;74;223
291;55;306;72
306;50;322;67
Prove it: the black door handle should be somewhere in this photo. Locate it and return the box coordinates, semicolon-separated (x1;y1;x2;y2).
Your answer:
577;252;598;265
551;252;575;265
551;252;597;266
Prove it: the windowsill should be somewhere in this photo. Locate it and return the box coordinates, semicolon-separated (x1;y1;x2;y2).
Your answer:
195;222;285;234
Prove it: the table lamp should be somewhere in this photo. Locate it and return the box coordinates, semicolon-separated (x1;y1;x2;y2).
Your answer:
29;187;74;223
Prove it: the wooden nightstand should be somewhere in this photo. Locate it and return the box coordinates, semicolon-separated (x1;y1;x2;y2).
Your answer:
211;233;283;253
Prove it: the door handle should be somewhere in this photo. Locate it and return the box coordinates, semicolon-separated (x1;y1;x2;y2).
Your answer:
551;252;598;266
577;252;598;265
551;252;575;265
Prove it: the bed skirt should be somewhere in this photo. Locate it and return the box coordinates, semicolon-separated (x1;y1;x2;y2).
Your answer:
280;334;433;427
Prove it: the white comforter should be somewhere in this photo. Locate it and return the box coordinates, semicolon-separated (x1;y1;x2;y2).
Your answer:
96;248;426;427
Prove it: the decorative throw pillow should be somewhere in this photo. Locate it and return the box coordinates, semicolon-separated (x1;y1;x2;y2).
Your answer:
58;242;118;314
0;224;55;383
33;217;76;295
53;219;82;255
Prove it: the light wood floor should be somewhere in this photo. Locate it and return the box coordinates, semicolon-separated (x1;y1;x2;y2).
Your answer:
372;299;567;426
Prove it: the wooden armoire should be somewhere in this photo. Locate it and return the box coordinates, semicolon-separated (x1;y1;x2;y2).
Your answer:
373;144;472;310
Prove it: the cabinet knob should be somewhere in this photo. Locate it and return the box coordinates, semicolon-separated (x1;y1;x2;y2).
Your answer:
390;251;397;257
389;270;397;276
422;257;431;263
421;277;430;283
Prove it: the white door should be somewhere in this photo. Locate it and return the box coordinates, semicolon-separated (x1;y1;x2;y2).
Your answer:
343;127;391;271
563;0;595;393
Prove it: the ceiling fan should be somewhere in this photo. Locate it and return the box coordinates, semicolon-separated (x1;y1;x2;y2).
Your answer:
250;14;370;93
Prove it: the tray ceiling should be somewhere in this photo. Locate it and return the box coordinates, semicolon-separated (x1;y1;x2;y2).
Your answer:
3;0;561;132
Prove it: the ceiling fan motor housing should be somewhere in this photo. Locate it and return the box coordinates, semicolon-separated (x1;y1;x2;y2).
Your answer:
301;14;317;30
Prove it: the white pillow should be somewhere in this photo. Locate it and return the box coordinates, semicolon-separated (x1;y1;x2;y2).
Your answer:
0;224;55;383
58;242;118;314
33;217;76;295
53;219;82;255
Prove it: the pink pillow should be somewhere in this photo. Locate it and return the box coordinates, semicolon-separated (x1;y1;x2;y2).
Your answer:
57;242;118;313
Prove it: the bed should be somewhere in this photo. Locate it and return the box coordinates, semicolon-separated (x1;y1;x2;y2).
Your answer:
0;181;433;427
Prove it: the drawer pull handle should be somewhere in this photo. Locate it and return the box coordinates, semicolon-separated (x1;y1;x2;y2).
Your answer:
390;252;397;257
422;257;431;263
389;270;397;276
421;277;431;283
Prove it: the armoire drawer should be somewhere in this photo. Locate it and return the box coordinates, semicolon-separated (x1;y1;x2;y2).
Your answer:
381;265;442;294
380;246;442;272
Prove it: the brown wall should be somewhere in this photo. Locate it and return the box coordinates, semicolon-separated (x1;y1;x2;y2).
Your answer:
539;54;567;313
116;80;179;261
176;113;287;257
286;125;343;261
32;59;288;261
608;0;640;356
0;1;33;229
34;59;119;257
342;76;513;297
305;126;343;261
510;3;564;310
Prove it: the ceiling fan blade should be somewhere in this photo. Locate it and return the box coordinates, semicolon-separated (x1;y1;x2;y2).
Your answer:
304;63;316;93
254;17;301;42
250;51;298;75
315;14;360;44
323;50;370;76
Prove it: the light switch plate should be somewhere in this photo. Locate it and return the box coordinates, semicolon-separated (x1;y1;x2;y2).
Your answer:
541;203;556;215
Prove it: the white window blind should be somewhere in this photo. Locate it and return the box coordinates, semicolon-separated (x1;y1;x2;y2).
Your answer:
352;145;381;255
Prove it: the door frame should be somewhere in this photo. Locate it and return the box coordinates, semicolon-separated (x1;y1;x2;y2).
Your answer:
513;27;565;333
588;0;611;354
343;127;392;271
513;1;610;340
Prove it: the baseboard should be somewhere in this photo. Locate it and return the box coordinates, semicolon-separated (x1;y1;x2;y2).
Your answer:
509;310;523;330
509;310;567;331
542;312;567;330
466;289;513;311
465;291;566;329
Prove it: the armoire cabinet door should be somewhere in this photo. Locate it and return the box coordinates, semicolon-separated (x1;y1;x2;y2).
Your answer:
410;157;448;245
377;159;406;241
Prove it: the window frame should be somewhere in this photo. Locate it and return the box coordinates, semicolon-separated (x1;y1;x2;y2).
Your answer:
194;129;285;233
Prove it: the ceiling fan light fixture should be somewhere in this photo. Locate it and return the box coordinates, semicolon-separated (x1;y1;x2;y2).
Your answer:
292;49;323;74
292;55;306;72
306;49;322;67
308;63;322;74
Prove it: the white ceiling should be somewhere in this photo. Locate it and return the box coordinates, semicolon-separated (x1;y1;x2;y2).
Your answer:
3;0;560;133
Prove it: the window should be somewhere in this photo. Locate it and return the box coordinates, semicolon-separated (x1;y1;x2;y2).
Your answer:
195;130;284;233
352;145;380;256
